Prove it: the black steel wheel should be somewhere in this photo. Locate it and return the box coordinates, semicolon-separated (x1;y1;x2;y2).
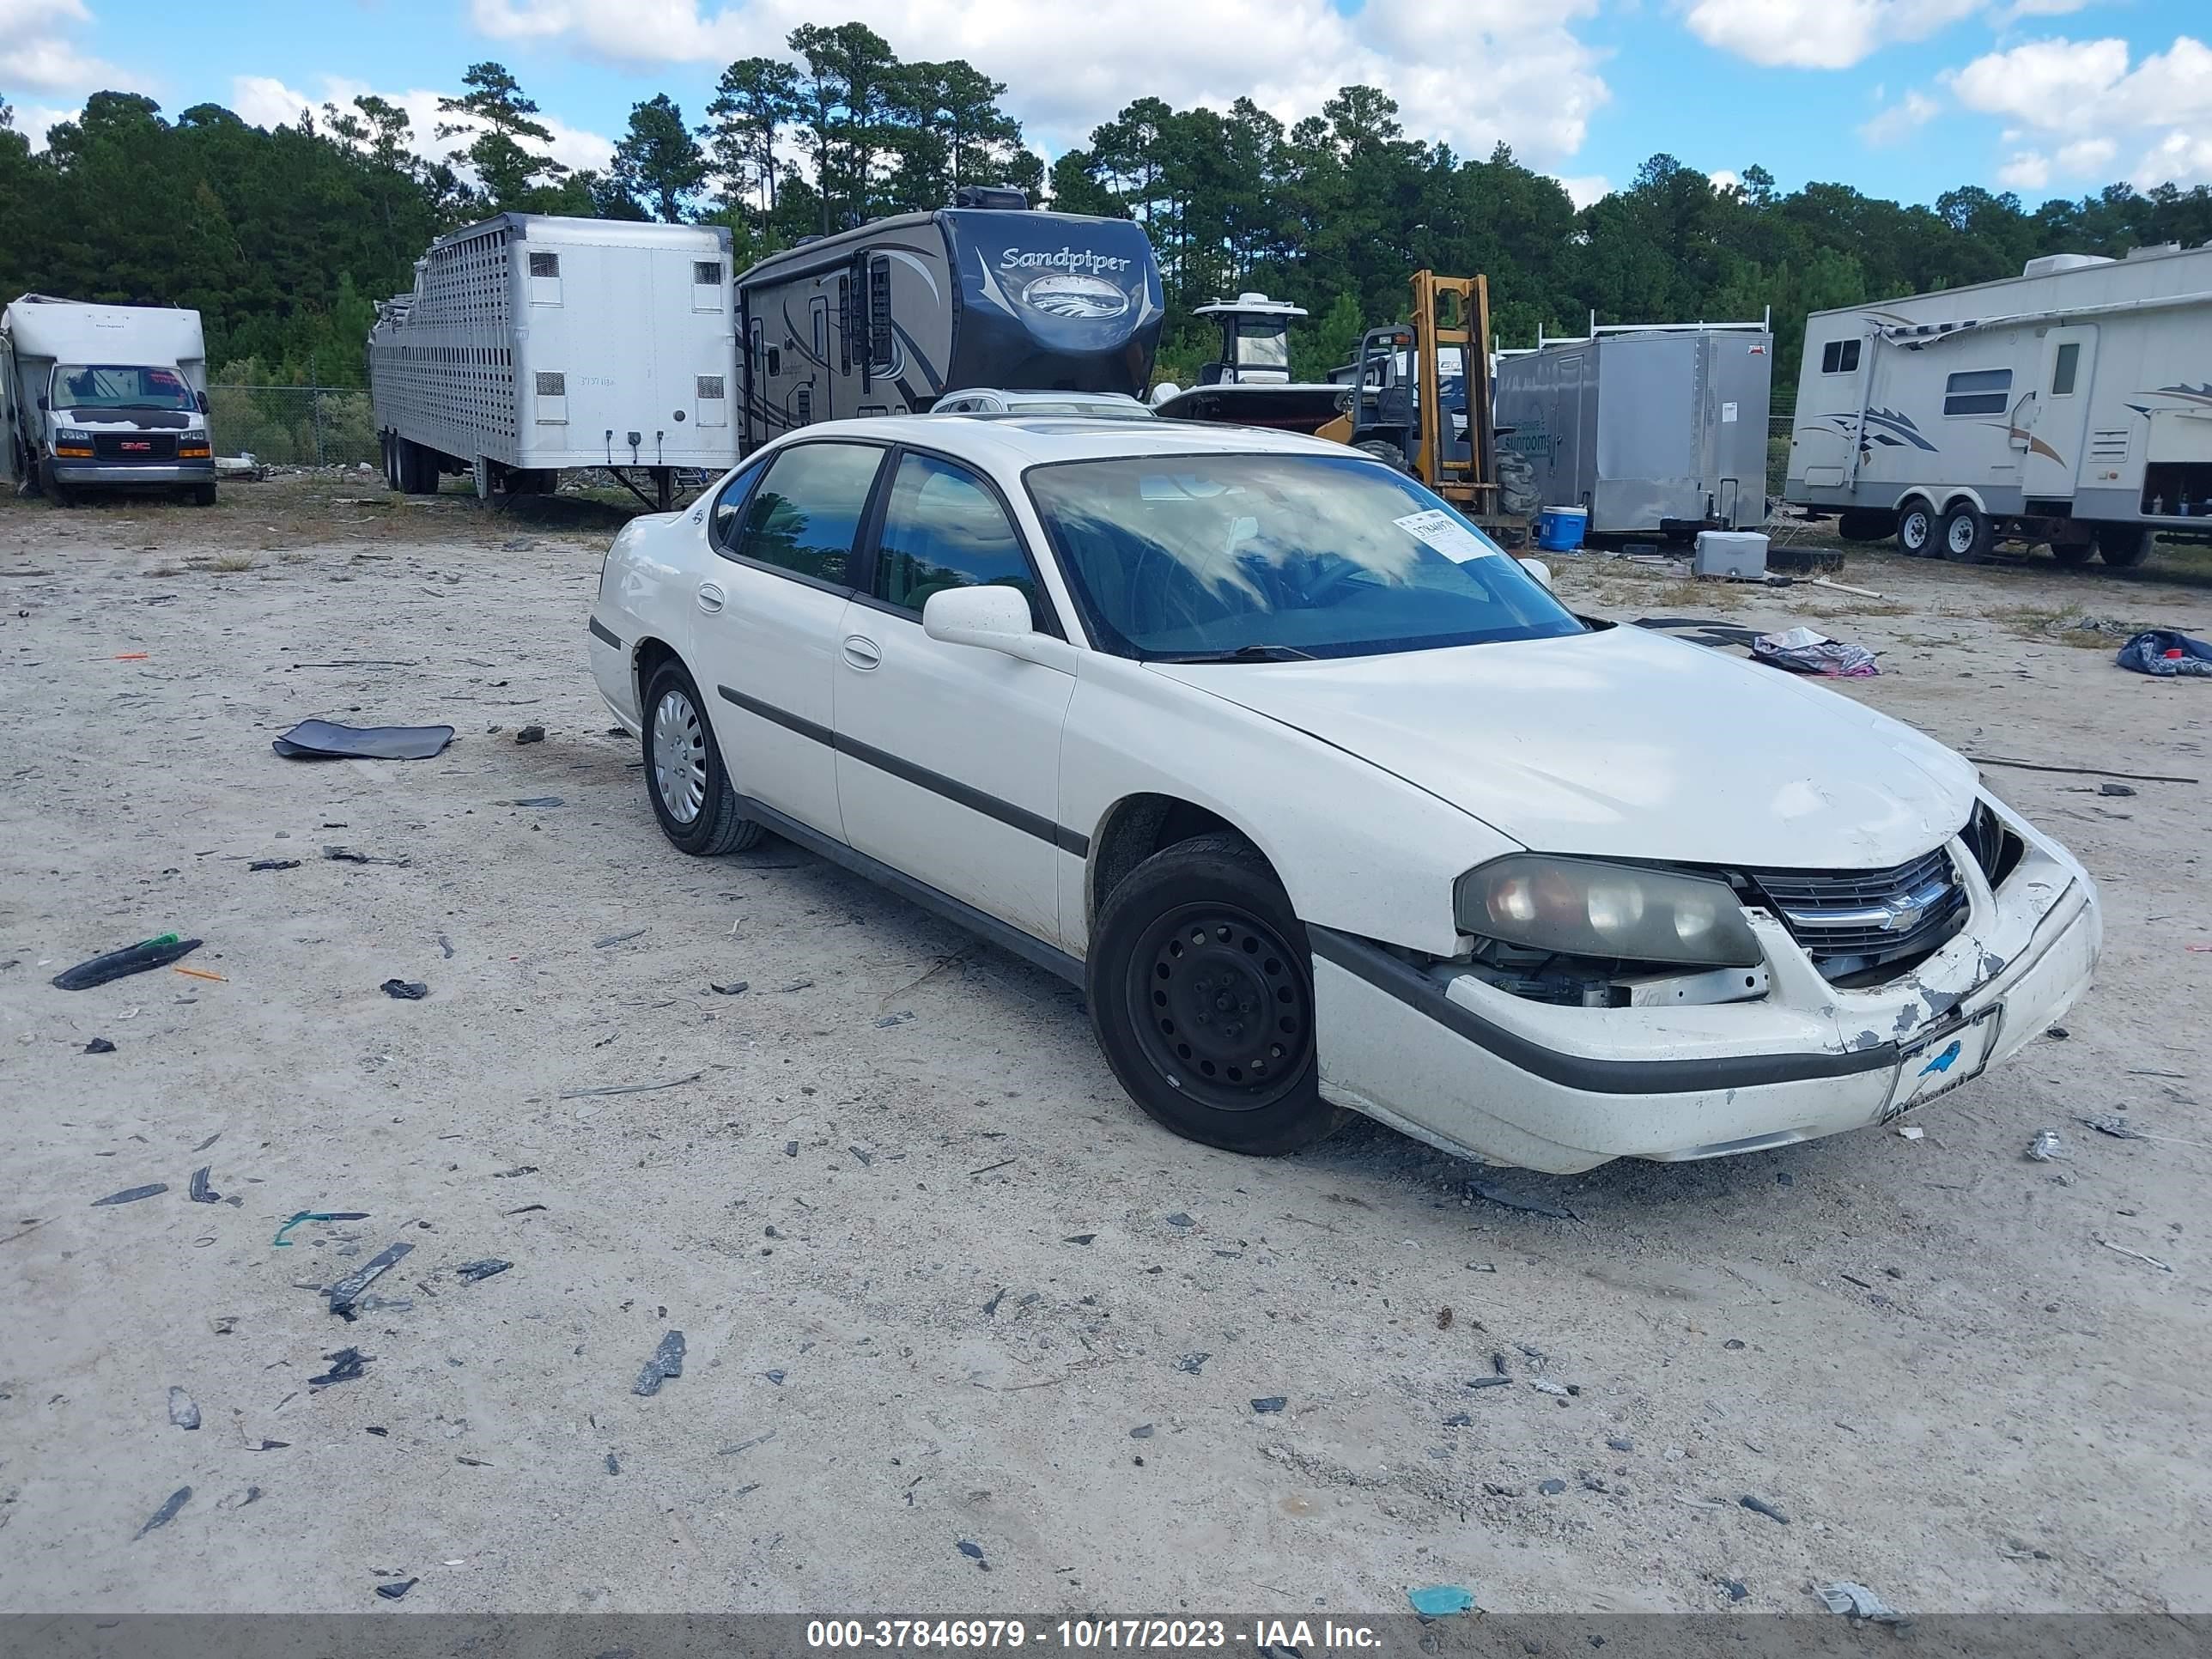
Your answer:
1087;834;1346;1156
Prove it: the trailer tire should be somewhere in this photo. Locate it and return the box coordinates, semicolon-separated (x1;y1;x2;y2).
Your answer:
1837;508;1893;543
400;438;440;496
2095;524;2152;568
1895;498;1936;557
1939;501;1991;563
381;434;401;492
2049;539;2094;567
1354;439;1409;472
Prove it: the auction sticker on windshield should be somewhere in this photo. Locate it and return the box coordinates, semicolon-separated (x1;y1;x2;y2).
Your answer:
1393;508;1498;562
1881;1004;2002;1122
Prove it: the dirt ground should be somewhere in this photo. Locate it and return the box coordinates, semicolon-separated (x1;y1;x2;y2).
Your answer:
1;475;2207;1617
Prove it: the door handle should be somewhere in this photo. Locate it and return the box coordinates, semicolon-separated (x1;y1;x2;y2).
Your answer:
696;581;725;614
842;634;882;671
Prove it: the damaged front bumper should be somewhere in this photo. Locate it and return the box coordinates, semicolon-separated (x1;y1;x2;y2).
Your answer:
1309;805;2102;1174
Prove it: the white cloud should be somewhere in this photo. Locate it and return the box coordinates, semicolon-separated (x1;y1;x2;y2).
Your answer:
2055;134;2116;173
0;0;140;98
1948;34;2130;131
1682;0;1981;70
465;0;1610;167
1556;173;1611;208
1707;167;1741;191
228;71;615;176
1996;149;2051;187
1859;88;1939;145
9;101;81;151
1947;33;2212;186
1991;0;2099;20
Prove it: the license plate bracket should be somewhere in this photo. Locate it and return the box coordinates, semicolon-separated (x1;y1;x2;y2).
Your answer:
1881;1004;2003;1122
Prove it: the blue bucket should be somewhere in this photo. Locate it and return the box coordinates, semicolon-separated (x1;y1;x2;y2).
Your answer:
1535;506;1589;552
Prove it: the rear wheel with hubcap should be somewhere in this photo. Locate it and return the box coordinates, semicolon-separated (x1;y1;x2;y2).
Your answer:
1896;499;1934;556
1087;834;1346;1156
641;659;764;857
1940;500;1991;562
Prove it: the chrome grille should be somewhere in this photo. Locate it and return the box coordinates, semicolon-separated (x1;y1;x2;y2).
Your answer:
1746;846;1966;967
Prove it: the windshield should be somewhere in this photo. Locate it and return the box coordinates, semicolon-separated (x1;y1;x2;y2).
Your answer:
53;364;197;411
1026;453;1584;661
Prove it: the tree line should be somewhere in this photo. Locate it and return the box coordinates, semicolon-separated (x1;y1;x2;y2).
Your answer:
5;21;2211;392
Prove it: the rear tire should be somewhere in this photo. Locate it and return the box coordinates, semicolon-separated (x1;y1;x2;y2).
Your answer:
382;434;401;492
641;658;765;857
1354;439;1409;472
1940;500;1991;562
2095;523;2152;568
1837;508;1893;543
400;438;439;495
1087;833;1347;1158
1895;498;1934;556
2050;539;2094;567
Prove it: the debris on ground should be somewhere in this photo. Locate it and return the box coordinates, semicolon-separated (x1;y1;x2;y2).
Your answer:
2027;1129;2068;1163
327;1242;414;1317
1740;1494;1790;1524
557;1072;703;1100
134;1486;191;1540
271;720;454;761
1176;1352;1210;1375
91;1184;167;1207
1895;1125;1924;1140
1250;1396;1287;1413
374;1578;417;1601
455;1259;512;1282
1467;1376;1511;1391
514;724;545;744
2115;629;2212;678
1130;1425;1154;1439
167;1387;200;1431
511;796;563;807
2095;1238;2175;1273
709;981;748;995
1466;1179;1577;1220
2097;784;2134;799
380;979;428;1000
1406;1586;1477;1617
1815;1581;1906;1623
2077;1113;2207;1146
247;859;301;872
1538;1479;1567;1495
309;1347;371;1387
82;1037;117;1054
592;929;645;949
324;846;410;867
1752;626;1879;678
1528;1378;1571;1398
52;933;202;990
272;1210;369;1247
633;1330;686;1396
957;1540;986;1564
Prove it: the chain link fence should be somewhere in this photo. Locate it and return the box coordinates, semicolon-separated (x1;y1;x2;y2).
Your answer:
206;386;379;468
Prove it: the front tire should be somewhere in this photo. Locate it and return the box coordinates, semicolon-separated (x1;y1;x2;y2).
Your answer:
2050;538;2094;567
1940;500;1991;562
191;483;217;507
1087;834;1346;1157
2095;523;2152;568
641;659;764;857
1896;498;1934;556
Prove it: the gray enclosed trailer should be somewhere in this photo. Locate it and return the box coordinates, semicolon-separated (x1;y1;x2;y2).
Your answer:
1493;322;1773;538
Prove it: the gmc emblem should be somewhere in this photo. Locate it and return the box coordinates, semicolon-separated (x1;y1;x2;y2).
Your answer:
121;441;151;452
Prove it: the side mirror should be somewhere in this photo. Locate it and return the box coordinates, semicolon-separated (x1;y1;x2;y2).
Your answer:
1516;556;1554;591
923;584;1036;653
36;395;49;411
197;391;210;414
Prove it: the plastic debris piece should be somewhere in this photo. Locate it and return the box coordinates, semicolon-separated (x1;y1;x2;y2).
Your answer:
957;1540;984;1560
310;1347;370;1387
187;1166;220;1203
323;845;410;866
53;934;202;990
92;1183;167;1207
455;1259;511;1282
173;966;227;982
1250;1396;1287;1413
514;724;545;744
634;1330;686;1396
709;981;748;995
1130;1424;1155;1439
1064;1233;1097;1246
1894;1125;1924;1140
272;720;453;761
1815;1582;1905;1623
1466;1376;1511;1390
605;1453;620;1474
1752;628;1878;677
1407;1586;1477;1617
1176;1352;1210;1375
2078;1114;2146;1140
2095;1237;2174;1273
1538;1479;1567;1495
593;929;646;949
1164;1212;1195;1227
83;1036;118;1054
1444;1413;1473;1426
1740;1494;1790;1524
1467;1179;1577;1219
328;1242;414;1317
2027;1129;2067;1163
1528;1378;1571;1398
512;797;564;807
167;1387;201;1430
272;1210;369;1247
380;979;428;1000
247;859;301;872
135;1486;191;1540
375;1578;418;1601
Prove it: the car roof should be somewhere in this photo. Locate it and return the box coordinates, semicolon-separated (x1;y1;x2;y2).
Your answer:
784;414;1352;466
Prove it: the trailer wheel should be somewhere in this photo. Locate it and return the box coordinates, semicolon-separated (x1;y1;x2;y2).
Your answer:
1895;499;1935;557
1939;501;1991;562
1837;508;1893;543
2095;524;2152;568
1354;439;1410;472
381;434;401;492
400;438;440;496
2049;539;2094;567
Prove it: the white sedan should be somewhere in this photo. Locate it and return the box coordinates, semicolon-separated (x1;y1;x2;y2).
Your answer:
588;416;2102;1173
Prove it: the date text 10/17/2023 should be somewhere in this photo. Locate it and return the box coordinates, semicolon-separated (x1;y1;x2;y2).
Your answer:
805;1620;1385;1650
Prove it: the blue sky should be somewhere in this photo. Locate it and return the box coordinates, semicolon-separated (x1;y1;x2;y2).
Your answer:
5;0;2209;209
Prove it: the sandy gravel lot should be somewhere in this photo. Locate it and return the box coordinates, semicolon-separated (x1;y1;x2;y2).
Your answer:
1;477;2207;1617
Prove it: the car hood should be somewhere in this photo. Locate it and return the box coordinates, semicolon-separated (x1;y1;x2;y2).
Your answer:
1150;623;1978;868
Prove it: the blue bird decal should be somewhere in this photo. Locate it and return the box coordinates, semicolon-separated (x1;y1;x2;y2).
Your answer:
1918;1040;1963;1078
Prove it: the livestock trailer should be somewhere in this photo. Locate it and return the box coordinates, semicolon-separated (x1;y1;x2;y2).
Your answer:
3;295;215;503
368;214;738;507
1785;242;2212;565
736;191;1163;449
1492;320;1772;539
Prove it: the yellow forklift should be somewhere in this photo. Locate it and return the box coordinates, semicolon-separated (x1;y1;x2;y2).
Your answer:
1316;270;1531;544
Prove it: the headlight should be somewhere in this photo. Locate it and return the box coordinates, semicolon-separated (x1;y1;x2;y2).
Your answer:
183;430;207;443
1455;855;1763;967
56;428;91;444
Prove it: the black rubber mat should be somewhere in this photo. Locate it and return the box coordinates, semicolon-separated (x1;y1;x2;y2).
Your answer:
272;720;454;761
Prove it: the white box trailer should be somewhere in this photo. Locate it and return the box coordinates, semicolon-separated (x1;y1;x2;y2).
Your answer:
368;215;738;508
1785;242;2212;566
1492;321;1773;539
2;295;216;503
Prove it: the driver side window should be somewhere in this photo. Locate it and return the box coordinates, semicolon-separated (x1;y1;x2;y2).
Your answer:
872;453;1045;628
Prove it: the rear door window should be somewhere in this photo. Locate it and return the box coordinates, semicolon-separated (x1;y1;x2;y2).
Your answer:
732;442;884;587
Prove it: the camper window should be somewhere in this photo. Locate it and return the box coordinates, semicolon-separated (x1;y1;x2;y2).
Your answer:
2051;343;2081;397
872;453;1042;623
1944;368;2013;416
1820;339;1861;374
868;257;894;369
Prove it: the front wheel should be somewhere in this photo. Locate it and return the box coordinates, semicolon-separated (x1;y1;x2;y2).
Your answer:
1087;834;1346;1157
1896;499;1934;556
1940;501;1991;562
191;483;217;507
641;659;764;857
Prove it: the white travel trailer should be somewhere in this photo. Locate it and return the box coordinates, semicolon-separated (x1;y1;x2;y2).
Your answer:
1785;243;2212;566
1;295;216;504
368;214;739;509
